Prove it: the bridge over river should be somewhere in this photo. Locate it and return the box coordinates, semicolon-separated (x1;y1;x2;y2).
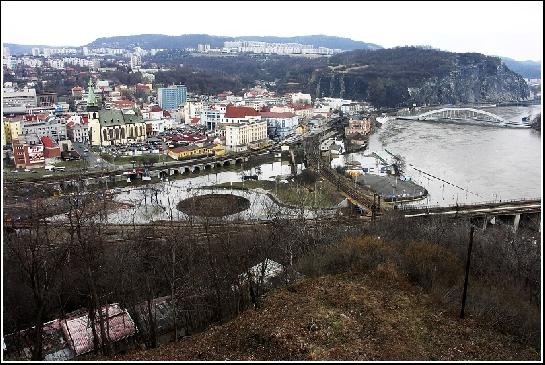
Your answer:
398;107;532;128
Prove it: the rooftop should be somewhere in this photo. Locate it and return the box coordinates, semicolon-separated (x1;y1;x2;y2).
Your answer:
224;106;261;119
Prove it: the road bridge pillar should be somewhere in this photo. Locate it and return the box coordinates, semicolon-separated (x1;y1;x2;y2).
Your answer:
513;214;521;233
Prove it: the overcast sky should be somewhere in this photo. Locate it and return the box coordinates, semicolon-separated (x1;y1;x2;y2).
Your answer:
1;1;542;61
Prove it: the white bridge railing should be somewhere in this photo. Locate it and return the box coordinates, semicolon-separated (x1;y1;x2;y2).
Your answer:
416;107;510;125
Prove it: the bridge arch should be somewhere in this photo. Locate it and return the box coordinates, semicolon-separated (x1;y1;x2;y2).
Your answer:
414;107;516;127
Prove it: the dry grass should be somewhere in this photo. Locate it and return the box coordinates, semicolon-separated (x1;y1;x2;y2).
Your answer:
111;264;538;361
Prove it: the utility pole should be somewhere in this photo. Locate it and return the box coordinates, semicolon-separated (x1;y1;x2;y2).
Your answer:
460;224;475;319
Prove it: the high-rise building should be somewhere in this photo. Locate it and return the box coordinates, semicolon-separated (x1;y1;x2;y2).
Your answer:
3;47;10;58
157;85;187;110
130;54;141;70
31;48;40;57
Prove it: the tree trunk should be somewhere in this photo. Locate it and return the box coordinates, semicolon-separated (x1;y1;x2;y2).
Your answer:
146;295;158;348
31;304;44;360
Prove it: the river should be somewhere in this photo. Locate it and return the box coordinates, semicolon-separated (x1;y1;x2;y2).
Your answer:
337;105;542;206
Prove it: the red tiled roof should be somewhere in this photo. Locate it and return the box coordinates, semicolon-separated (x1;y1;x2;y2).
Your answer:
191;117;200;124
113;100;135;107
224;106;260;118
163;110;171;117
150;105;162;112
289;103;313;110
41;136;56;148
72;86;83;91
260;112;296;118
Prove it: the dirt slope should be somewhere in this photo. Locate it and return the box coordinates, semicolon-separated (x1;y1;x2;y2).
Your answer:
112;266;539;361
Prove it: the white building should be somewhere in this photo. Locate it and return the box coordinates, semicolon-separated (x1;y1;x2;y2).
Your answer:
183;99;203;123
222;105;261;124
31;48;41;56
130;54;142;70
48;59;65;69
260;112;299;139
3;88;37;113
224;120;268;151
22;116;68;143
66;115;90;143
291;92;312;104
200;105;226;130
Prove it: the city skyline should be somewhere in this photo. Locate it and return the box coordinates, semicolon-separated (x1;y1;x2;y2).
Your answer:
1;1;543;61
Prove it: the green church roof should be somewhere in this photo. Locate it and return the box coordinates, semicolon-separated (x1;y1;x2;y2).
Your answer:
98;109;144;126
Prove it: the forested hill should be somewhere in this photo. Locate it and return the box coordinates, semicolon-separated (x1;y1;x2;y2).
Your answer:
85;34;381;50
145;47;529;108
309;47;530;107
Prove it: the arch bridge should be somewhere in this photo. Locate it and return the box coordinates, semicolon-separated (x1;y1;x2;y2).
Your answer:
409;108;528;128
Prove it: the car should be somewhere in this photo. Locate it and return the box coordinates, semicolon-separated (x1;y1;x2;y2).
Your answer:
83;148;89;152
24;168;30;172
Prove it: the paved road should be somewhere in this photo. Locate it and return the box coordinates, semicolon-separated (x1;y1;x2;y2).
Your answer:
72;142;116;171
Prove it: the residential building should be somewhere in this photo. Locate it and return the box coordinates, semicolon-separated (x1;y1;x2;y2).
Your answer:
167;144;215;160
340;102;373;115
158;85;187;110
130;54;142;70
224;120;268;151
88;109;147;146
21;116;67;142
2;118;21;145
12;134;44;168
222;105;261;124
37;92;57;107
66;115;89;143
71;86;84;98
260;111;299;139
200;105;226;130
182;98;202;123
291;92;312;104
41;136;61;159
3;88;37;114
291;103;313;118
345;118;372;137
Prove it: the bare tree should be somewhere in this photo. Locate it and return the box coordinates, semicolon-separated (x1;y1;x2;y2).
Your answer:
4;200;70;360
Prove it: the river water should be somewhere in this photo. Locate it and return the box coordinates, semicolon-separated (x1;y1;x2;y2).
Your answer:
340;105;542;206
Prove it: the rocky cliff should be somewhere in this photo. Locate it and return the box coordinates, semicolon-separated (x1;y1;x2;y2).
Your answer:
310;47;530;108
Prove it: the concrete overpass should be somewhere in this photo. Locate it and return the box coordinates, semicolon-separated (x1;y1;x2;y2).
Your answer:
395;198;541;231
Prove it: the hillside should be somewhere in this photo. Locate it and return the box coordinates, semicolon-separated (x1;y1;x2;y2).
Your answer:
85;34;381;51
500;57;541;79
310;47;530;106
87;34;231;49
111;269;538;361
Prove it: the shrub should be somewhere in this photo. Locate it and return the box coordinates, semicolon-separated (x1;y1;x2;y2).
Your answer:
403;241;463;291
296;236;395;277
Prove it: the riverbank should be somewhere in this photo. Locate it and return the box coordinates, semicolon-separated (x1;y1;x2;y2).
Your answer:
355;174;427;202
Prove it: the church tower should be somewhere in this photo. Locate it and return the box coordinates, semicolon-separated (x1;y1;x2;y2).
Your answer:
86;78;99;112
